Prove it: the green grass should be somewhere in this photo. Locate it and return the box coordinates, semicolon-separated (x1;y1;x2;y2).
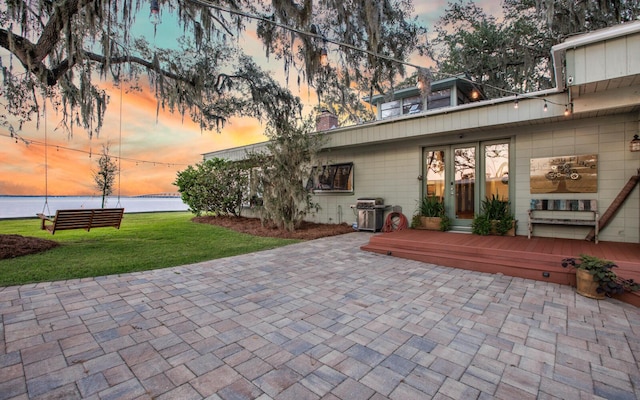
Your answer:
0;212;298;286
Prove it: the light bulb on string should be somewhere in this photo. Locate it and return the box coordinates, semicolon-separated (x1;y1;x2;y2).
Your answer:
150;0;161;37
543;101;548;112
320;47;328;67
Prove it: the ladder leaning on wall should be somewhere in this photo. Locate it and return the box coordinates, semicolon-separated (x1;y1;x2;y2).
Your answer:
586;168;640;242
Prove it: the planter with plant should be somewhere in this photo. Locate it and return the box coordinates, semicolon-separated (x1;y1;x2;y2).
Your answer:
472;194;516;236
561;254;640;299
416;195;450;231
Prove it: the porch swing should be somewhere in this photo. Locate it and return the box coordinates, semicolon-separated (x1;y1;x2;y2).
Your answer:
37;89;125;235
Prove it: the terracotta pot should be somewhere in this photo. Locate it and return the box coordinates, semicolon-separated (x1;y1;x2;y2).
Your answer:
420;216;442;230
575;269;605;299
490;220;516;236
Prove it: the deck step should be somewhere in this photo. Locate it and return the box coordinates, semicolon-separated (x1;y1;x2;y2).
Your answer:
361;230;640;307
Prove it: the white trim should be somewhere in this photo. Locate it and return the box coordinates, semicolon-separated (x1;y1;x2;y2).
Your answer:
551;21;640;91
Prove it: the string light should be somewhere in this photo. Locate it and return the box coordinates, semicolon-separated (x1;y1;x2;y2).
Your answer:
0;131;190;168
320;47;328;66
190;0;576;114
543;101;548;112
149;0;161;25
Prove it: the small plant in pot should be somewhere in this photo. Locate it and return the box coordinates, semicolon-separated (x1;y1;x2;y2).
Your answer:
561;254;640;299
472;194;516;236
417;195;450;231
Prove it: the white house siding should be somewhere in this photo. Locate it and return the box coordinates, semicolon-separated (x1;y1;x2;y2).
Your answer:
204;23;640;243
308;112;639;243
311;142;421;226
567;33;640;86
513;113;639;243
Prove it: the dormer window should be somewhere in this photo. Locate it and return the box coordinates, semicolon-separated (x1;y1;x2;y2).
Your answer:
403;96;423;115
427;89;451;109
366;75;484;121
380;100;401;119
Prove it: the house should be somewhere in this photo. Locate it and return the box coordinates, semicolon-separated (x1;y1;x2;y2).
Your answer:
203;21;640;244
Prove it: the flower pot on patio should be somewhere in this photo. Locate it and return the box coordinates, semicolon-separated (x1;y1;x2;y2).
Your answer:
491;219;517;236
420;216;442;231
575;269;606;299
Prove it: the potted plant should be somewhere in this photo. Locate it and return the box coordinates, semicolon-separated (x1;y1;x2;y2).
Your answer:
416;195;450;231
472;194;516;236
561;254;640;299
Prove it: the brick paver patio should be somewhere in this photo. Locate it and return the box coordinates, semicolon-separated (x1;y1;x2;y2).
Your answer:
1;232;639;399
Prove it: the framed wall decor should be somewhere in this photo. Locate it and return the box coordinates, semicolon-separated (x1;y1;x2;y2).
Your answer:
530;154;598;194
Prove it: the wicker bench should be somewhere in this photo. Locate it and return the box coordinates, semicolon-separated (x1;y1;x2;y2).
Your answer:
528;199;599;243
38;208;124;235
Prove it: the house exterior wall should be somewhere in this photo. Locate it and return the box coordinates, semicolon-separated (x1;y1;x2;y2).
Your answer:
566;32;640;86
305;112;639;243
310;142;422;226
203;23;640;243
513;113;638;243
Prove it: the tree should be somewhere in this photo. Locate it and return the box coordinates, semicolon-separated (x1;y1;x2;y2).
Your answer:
94;144;118;208
428;1;554;97
1;1;426;137
246;117;325;232
174;158;248;217
429;0;640;97
508;0;640;40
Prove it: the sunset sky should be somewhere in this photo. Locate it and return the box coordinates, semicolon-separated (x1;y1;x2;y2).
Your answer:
0;1;500;196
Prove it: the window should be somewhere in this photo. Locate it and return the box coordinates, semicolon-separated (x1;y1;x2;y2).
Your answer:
484;143;509;200
381;96;426;120
380;100;401;119
427;89;451;109
307;163;354;193
403;96;423;115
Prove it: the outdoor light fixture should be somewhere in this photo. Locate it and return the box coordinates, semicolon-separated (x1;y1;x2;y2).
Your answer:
320;47;328;66
543;101;548;112
631;134;640;152
471;90;479;100
150;0;161;25
514;98;519;109
564;104;570;116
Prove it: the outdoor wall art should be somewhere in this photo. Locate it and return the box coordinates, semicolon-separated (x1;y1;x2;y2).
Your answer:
530;154;598;194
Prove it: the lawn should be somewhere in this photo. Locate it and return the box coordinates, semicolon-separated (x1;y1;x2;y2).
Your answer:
0;212;298;286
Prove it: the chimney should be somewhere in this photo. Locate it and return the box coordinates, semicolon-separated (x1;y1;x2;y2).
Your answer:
316;109;338;131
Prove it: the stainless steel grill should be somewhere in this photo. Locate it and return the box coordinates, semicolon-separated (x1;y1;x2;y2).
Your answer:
355;197;385;231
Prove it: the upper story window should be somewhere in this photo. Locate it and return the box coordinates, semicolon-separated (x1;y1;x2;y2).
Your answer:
403;96;423;115
427;89;451;109
380;101;401;119
368;76;483;121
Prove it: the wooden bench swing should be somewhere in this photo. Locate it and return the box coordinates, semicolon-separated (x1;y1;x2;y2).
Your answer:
38;208;124;235
37;94;125;235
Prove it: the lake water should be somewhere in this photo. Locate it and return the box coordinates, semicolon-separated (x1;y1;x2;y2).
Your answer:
0;196;189;219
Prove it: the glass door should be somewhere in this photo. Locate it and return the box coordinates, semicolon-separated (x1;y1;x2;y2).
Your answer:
425;141;509;231
452;145;477;227
424;145;478;230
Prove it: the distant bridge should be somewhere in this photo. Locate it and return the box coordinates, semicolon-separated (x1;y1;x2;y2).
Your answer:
135;192;181;198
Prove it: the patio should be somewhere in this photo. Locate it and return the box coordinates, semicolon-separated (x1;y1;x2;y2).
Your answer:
1;232;639;399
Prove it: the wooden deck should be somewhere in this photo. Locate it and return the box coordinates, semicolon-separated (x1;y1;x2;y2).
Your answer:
361;230;640;307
